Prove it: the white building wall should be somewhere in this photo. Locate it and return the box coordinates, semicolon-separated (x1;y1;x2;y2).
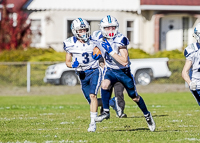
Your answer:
29;10;139;52
29;12;46;48
139;12;155;53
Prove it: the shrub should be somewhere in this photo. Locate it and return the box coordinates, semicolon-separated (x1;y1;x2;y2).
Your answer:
151;49;184;59
30;51;65;62
128;48;151;59
0;48;56;62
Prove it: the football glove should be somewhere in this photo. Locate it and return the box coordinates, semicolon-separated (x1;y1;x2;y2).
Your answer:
72;58;79;68
189;81;197;91
91;52;102;60
101;38;115;56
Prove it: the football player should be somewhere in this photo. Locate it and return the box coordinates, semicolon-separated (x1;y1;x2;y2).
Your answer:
99;57;127;118
63;18;102;132
63;18;120;132
92;15;156;131
182;23;200;106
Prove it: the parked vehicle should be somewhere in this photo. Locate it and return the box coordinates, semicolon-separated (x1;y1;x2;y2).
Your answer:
43;58;171;86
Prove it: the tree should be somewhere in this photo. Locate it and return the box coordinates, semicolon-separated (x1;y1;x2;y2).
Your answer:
0;0;31;51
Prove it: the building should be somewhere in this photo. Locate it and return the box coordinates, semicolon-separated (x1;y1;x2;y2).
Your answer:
22;0;200;53
140;0;200;53
23;0;140;51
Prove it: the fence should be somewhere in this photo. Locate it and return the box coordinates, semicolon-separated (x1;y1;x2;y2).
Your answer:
0;60;186;92
0;62;59;92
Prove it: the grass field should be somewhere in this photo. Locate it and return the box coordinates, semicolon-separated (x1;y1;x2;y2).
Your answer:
0;92;199;143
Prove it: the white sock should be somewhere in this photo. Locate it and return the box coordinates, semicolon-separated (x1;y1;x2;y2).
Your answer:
90;112;97;124
109;99;114;107
103;109;110;113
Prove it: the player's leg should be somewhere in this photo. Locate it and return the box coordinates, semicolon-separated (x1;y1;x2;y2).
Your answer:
87;93;98;132
117;68;149;115
80;79;97;132
87;68;102;132
96;68;118;114
97;98;103;114
81;80;96;132
113;82;126;118
80;68;101;132
98;96;121;115
117;68;155;131
128;89;156;132
95;79;112;122
124;85;155;131
95;69;118;122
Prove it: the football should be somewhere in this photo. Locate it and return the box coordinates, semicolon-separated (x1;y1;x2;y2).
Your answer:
93;47;101;56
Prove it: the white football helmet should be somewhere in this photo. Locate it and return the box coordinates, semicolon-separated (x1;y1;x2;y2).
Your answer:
100;15;119;38
194;23;200;43
71;18;90;41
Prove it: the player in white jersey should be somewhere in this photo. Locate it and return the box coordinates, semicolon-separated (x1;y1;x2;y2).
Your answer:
92;15;156;131
63;18;103;132
182;23;200;106
63;18;119;132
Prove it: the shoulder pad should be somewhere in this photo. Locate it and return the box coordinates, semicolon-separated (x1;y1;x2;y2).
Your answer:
184;43;197;57
114;33;129;46
121;37;129;46
91;30;103;40
63;37;75;51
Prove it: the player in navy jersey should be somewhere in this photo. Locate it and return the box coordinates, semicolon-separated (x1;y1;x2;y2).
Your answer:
63;18;103;132
92;15;156;131
182;23;200;106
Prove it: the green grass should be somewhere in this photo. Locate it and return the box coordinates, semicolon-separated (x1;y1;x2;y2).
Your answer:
0;92;200;142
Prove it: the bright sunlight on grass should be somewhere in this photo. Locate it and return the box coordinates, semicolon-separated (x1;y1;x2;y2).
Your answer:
0;92;199;142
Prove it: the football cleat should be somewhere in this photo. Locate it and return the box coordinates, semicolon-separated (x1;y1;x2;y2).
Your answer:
144;112;156;132
111;97;122;117
94;112;110;122
119;113;127;118
87;123;96;132
116;113;127;118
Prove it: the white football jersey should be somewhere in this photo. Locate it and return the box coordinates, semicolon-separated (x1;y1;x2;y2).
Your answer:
91;30;130;69
184;42;200;89
63;36;99;71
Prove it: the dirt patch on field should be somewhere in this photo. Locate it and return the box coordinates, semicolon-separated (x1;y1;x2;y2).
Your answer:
0;84;189;96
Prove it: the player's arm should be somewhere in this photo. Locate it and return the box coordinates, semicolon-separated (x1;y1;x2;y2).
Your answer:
111;46;128;66
182;59;192;85
65;52;73;68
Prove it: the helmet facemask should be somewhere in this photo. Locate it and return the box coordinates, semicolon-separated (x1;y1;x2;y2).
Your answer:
76;28;90;42
101;26;118;39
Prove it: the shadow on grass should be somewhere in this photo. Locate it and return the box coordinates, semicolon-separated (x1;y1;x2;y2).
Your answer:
115;128;179;132
115;127;149;132
126;114;168;118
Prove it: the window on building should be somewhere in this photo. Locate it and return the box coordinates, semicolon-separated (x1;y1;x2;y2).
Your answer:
183;17;189;49
126;21;134;42
66;20;101;39
30;19;42;44
67;20;73;38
